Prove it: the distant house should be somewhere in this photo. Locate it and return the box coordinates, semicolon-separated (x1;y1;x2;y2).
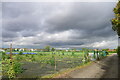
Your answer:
55;48;70;50
19;48;25;51
108;49;116;52
30;49;36;51
3;48;10;51
14;48;18;51
66;50;68;52
36;49;45;52
76;50;80;52
0;49;5;52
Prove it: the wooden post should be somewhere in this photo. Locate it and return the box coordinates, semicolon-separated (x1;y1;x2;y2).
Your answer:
93;50;96;59
10;43;12;60
96;49;99;60
54;56;56;71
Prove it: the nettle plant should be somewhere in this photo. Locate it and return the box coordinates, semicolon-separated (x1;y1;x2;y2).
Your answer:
15;55;22;61
31;54;35;62
2;52;6;60
2;59;23;79
62;50;64;55
50;55;55;66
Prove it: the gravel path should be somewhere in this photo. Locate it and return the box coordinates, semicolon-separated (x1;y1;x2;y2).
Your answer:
60;53;118;78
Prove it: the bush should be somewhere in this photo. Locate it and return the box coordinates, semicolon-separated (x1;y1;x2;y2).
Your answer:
72;52;74;56
2;52;6;60
2;52;6;55
50;55;55;66
31;55;35;62
13;61;23;74
2;59;23;79
62;51;64;55
39;53;43;56
19;51;23;55
117;46;120;58
16;55;22;61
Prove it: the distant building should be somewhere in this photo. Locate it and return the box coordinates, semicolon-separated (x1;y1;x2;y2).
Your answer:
55;48;70;50
30;49;36;51
108;49;116;52
0;49;5;52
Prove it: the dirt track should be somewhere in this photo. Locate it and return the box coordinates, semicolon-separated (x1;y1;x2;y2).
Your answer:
60;53;119;78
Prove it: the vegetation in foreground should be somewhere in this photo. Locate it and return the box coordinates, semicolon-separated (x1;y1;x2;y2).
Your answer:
0;48;115;79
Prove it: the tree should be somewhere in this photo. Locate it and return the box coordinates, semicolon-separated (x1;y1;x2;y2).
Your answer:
111;1;120;57
72;48;76;55
51;48;55;52
102;48;109;51
19;51;23;55
51;48;55;54
44;45;50;52
82;48;90;62
72;48;76;52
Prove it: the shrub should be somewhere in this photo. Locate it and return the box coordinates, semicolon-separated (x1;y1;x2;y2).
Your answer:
2;52;6;60
50;55;55;66
16;55;22;61
72;52;74;56
13;61;23;74
31;55;35;62
19;51;23;55
117;46;120;58
62;51;64;55
2;59;23;79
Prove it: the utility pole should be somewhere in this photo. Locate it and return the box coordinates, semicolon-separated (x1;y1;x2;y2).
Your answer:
10;43;12;60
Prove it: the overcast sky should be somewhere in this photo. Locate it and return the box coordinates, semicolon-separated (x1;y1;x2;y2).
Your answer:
1;2;118;49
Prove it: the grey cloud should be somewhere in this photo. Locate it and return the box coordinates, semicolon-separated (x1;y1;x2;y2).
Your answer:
20;30;38;37
2;2;118;49
45;3;115;33
2;2;36;18
2;30;19;38
34;40;84;46
3;21;39;32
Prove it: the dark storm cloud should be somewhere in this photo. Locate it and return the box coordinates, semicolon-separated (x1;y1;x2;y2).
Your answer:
20;30;36;37
2;2;117;49
71;25;115;39
45;3;115;33
2;30;19;38
3;21;39;32
2;2;46;38
48;42;84;47
34;40;84;46
2;2;35;18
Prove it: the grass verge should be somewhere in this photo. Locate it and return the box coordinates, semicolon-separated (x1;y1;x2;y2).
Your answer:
41;61;93;78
